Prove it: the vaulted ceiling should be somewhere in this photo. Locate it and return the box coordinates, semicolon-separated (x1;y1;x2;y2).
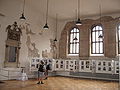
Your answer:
27;0;120;20
0;0;120;21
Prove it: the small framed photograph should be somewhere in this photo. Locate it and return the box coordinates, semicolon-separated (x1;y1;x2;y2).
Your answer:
75;66;76;69
98;67;101;71
108;62;111;66
103;67;106;71
60;65;63;68
71;61;73;63
31;64;35;67
98;62;101;65
36;64;39;68
36;59;39;62
108;67;111;71
66;61;69;64
103;62;106;66
81;66;84;70
56;60;58;63
56;64;59;68
81;61;84;65
61;61;63;64
66;65;68;69
32;59;35;62
116;70;119;73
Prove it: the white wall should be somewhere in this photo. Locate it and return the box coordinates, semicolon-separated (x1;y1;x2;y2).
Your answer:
0;0;56;73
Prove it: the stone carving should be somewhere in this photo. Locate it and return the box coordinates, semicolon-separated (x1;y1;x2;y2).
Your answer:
26;36;40;58
42;50;48;58
42;39;57;58
6;22;22;41
25;23;36;35
50;39;57;52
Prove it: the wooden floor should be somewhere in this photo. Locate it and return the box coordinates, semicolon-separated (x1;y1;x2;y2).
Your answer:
0;76;119;90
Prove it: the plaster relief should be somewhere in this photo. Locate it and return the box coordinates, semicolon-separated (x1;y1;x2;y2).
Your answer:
42;39;57;58
25;23;36;35
26;36;40;58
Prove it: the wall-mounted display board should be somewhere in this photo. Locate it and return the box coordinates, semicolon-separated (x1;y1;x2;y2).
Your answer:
65;60;79;72
79;60;92;72
54;59;65;71
96;60;113;74
30;58;119;75
114;61;119;74
30;58;53;71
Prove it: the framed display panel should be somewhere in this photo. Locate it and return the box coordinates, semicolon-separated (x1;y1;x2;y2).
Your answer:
54;60;65;71
69;60;79;72
96;60;113;74
79;60;92;72
114;61;119;74
30;58;41;71
65;60;70;71
30;58;54;71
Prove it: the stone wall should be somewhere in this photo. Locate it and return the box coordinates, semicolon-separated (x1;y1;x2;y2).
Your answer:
59;16;120;59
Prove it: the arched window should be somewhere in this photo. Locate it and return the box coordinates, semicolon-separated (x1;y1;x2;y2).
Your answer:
91;25;104;55
68;27;79;55
117;24;120;54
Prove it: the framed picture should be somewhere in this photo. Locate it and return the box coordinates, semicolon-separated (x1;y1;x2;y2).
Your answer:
108;67;111;71
81;66;84;69
66;65;68;69
103;62;106;66
81;61;84;65
98;62;101;65
56;64;59;68
32;59;35;62
36;59;39;62
108;62;111;66
31;64;35;67
66;61;69;64
103;67;106;71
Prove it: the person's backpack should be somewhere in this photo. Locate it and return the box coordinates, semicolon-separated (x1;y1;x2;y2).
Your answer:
46;64;51;70
38;64;44;72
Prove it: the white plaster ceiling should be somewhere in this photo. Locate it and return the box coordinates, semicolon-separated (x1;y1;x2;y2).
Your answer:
27;0;120;20
0;0;120;20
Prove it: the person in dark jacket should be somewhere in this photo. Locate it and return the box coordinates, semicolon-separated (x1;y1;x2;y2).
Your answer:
37;61;45;84
44;61;51;80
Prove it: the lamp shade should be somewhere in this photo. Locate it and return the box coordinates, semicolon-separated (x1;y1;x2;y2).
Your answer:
76;18;82;25
43;23;49;29
20;13;26;20
98;34;103;38
54;38;57;42
73;37;78;40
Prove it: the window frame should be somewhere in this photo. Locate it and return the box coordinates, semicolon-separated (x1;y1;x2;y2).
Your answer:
91;24;104;55
117;24;120;54
68;27;80;55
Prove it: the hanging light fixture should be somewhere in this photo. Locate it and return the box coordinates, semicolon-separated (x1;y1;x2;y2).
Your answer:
76;0;82;25
98;0;103;39
54;14;58;42
73;28;78;41
43;0;49;29
20;0;26;20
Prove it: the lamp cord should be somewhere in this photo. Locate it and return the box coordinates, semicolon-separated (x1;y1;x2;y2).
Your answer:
46;0;49;24
78;0;80;19
55;14;58;38
99;0;102;23
23;0;25;14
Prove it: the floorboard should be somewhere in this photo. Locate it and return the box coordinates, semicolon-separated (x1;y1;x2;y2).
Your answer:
0;76;119;90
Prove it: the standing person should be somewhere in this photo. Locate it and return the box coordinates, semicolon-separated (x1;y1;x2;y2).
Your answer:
44;61;51;80
37;61;45;84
